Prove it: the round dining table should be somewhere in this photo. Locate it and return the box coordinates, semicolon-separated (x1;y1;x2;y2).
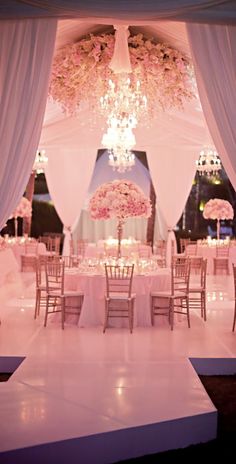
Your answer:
64;268;171;328
197;243;236;274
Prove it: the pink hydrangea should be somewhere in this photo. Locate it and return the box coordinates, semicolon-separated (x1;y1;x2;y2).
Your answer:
203;199;234;221
89;180;152;220
49;33;194;116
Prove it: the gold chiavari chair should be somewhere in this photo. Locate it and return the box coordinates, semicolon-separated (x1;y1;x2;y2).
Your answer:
188;258;207;321
104;264;136;333
44;260;84;329
151;257;190;330
213;245;230;275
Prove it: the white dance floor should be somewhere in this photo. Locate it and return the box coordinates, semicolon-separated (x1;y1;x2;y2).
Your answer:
0;273;235;463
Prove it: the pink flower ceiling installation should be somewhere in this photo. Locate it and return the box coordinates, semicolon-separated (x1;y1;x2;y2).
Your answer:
89;180;152;221
203;198;234;221
49;33;194;116
12;197;32;219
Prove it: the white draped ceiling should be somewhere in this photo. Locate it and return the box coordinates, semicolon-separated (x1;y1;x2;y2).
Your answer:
0;2;235;254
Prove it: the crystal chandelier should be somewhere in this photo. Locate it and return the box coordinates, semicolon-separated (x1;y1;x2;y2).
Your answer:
100;77;147;124
102;116;136;173
100;77;147;172
33;150;48;174
196;146;221;176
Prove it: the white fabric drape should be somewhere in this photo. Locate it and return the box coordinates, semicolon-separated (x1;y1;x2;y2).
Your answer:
109;25;132;74
45;147;98;255
0;18;57;230
75;211;148;243
147;145;197;265
187;23;236;191
136;100;210;265
41;101;104;254
1;1;236;23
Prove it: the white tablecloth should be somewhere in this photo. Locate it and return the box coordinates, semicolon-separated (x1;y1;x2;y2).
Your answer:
0;248;20;287
64;269;171;328
197;244;236;274
7;242;47;265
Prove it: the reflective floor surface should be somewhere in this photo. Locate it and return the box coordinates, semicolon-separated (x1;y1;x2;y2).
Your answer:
0;273;235;463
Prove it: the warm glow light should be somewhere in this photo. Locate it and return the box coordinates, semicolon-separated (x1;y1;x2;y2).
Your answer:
196;146;221;177
100;76;147;172
33;150;48;174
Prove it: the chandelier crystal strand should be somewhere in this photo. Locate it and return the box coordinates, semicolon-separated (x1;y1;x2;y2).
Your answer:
33;150;48;174
100;76;148;172
196;146;221;177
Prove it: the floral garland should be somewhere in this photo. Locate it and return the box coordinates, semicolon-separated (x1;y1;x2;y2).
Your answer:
203;199;234;221
49;33;194;115
89;180;152;220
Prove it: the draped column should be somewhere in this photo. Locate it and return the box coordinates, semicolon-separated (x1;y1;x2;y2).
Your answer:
45;146;98;255
0;18;57;230
187;23;236;190
147;144;197;266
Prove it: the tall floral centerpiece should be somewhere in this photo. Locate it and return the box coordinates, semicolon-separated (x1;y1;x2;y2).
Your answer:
11;197;32;238
203;198;234;240
89;180;151;258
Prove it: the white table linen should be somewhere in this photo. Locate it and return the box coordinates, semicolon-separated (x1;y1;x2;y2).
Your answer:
197;244;236;274
64;269;171;328
7;242;47;265
0;248;20;286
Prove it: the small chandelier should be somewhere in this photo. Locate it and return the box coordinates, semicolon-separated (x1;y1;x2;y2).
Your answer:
102;116;136;173
196;146;221;177
33;150;48;174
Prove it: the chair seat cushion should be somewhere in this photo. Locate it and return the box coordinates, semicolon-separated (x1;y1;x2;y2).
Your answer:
64;291;84;297
48;290;83;298
106;293;136;300
189;286;204;292
151;291;187;298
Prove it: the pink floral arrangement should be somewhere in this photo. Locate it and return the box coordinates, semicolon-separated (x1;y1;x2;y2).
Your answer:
89;180;152;220
49;33;194;115
203;198;234;221
12;197;32;219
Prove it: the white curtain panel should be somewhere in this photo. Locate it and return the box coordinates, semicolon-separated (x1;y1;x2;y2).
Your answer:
187;23;236;191
147;144;197;265
0;18;57;230
45;146;98;255
41;102;104;254
136;99;210;265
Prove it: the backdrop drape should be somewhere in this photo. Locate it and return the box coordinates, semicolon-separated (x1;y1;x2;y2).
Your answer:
1;1;236;23
187;23;236;191
45;147;99;255
137;100;210;265
0;18;57;230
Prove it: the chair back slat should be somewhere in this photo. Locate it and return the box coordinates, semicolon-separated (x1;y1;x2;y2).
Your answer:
46;260;64;294
105;264;134;297
216;245;229;257
185;242;197;256
25;242;38;255
171;258;190;295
